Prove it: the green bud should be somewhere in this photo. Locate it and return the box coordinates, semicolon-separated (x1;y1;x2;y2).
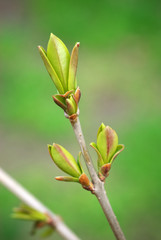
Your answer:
12;204;55;238
52;87;81;117
90;123;124;178
97;125;118;163
66;95;77;115
12;204;48;222
48;144;82;178
49;146;93;190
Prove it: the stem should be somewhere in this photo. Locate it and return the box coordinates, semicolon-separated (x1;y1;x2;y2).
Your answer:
0;168;80;240
70;117;126;240
70;117;98;184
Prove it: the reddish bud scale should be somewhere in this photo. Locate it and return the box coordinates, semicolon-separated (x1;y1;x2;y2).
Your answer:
101;163;111;177
79;173;94;192
73;87;81;105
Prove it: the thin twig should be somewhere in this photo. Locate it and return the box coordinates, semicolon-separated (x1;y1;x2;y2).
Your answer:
0;168;80;240
70;117;126;240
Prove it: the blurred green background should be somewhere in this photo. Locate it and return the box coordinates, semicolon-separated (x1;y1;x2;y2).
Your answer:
0;0;161;239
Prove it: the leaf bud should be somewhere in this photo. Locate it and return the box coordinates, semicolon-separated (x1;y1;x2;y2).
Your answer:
90;123;124;179
48;144;82;178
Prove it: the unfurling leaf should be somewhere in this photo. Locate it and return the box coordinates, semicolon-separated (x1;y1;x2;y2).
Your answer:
38;34;80;94
47;34;70;92
68;42;80;91
38;46;64;94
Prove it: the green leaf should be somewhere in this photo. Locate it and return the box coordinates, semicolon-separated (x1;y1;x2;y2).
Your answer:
110;144;125;164
12;204;47;222
53;94;67;111
97;123;106;139
90;142;104;168
38;46;64;94
66;96;77;115
55;176;79;182
77;152;83;174
12;213;34;221
48;144;82;177
41;227;54;238
47;33;70;92
68;42;80;91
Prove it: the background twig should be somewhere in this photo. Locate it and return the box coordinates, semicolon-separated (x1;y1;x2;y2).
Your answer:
0;168;80;240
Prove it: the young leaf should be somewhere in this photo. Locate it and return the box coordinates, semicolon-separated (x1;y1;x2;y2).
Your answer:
110;144;125;164
47;34;70;92
77;152;83;174
38;46;64;94
41;226;54;238
68;42;80;91
55;176;79;182
66;96;77;115
97;123;106;139
53;95;67;111
90;142;104;169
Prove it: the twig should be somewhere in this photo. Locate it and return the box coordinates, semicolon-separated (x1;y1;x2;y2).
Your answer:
0;168;80;240
70;117;126;240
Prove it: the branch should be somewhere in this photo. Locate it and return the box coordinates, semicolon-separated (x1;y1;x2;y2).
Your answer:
0;168;80;240
70;117;126;240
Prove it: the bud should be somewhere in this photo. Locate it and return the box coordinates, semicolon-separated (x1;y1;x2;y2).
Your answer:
53;87;81;117
55;176;80;182
38;34;80;94
12;204;48;222
48;148;93;191
90;123;124;179
48;144;82;178
38;34;81;118
12;204;55;237
100;163;111;179
97;124;118;163
66;95;77;115
79;173;94;192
